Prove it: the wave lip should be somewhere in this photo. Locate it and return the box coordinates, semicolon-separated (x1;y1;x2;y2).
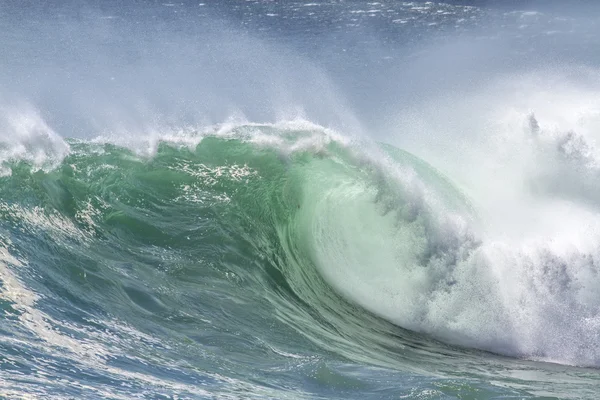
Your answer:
293;137;600;367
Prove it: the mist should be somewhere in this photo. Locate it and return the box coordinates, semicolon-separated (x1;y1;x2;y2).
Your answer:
3;0;600;181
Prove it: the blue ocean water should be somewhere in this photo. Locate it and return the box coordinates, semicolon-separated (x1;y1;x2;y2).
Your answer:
2;1;600;399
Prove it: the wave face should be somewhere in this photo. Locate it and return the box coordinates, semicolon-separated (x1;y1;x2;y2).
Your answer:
0;122;598;399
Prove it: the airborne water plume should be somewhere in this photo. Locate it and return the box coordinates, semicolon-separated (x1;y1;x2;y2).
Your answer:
3;1;600;399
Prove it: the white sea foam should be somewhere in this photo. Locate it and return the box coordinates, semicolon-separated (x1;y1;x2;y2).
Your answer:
307;68;600;366
0;104;70;176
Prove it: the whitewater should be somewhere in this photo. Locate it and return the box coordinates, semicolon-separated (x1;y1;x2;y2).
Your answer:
2;0;600;399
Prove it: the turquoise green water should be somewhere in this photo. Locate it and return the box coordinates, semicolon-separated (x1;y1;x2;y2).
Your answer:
0;124;598;398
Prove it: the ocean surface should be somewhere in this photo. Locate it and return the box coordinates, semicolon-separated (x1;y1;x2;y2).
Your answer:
2;1;600;398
